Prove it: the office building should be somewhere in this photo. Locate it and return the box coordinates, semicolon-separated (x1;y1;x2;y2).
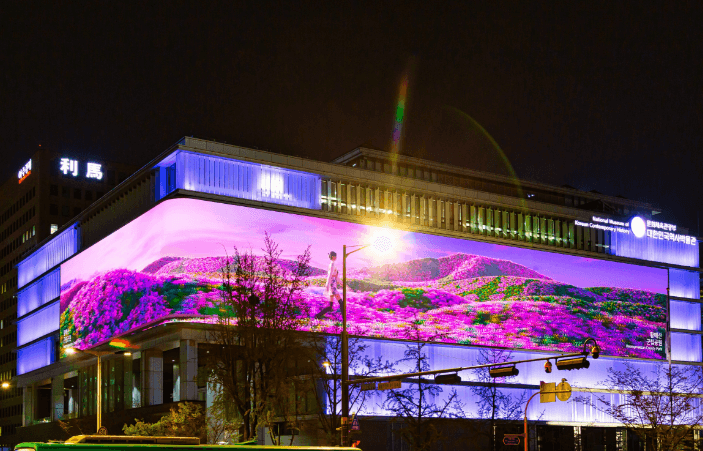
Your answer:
10;138;701;450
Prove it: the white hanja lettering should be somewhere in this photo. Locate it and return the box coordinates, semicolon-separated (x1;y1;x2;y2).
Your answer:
86;162;103;180
60;158;79;176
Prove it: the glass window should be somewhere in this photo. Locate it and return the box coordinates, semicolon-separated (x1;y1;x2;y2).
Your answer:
73;207;81;216
73;188;82;200
50;185;58;196
50;204;58;215
62;186;70;198
50;224;58;235
85;191;93;201
61;206;69;217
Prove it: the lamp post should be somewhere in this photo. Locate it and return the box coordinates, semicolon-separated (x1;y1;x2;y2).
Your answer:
340;237;392;447
65;347;112;434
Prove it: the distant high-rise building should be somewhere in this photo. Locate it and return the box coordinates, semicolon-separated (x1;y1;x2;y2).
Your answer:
0;148;139;449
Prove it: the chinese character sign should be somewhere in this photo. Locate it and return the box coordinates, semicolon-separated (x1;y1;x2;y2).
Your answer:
86;162;103;180
59;158;104;179
60;158;79;177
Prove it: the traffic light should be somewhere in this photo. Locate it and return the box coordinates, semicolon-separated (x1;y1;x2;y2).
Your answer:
556;356;590;371
435;373;462;384
489;366;519;377
544;361;553;373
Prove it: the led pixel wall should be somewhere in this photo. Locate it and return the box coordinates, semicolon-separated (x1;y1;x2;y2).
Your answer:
60;198;667;359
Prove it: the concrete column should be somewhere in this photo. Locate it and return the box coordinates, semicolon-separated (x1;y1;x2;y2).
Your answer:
175;340;198;401
461;204;468;232
51;374;65;421
141;349;164;406
355;186;361;216
453;202;459;231
23;383;34;426
122;354;133;408
401;194;407;223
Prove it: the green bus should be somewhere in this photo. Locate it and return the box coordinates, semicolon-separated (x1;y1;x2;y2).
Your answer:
15;436;359;451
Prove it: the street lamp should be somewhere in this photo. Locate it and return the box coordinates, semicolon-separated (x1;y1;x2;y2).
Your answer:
340;236;393;447
1;381;10;389
64;347;114;434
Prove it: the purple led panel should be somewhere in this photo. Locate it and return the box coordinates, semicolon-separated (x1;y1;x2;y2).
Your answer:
59;198;667;360
157;151;321;209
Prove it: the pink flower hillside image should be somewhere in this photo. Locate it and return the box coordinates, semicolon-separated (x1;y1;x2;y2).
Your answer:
59;198;667;359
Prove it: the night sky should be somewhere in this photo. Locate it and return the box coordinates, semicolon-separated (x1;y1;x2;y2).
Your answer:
2;2;701;234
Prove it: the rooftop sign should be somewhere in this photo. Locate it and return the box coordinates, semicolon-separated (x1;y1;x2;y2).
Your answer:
60;158;103;180
575;215;696;246
18;159;32;183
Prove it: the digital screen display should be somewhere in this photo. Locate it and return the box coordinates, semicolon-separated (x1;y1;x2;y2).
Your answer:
60;198;667;359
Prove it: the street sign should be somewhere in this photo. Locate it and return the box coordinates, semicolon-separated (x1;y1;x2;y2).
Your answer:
556;379;572;402
351;417;360;431
503;434;523;446
539;381;556;403
378;380;402;390
361;382;376;391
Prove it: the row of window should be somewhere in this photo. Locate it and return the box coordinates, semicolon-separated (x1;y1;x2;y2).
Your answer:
0;206;35;242
353;157;631;216
321;181;609;254
0;331;16;348
0;351;16;366
49;204;83;218
0;405;20;419
0;422;21;437
0;311;16;329
0;278;17;302
0;187;35;226
0;226;35;261
0;256;20;278
0;387;21;401
50;184;105;202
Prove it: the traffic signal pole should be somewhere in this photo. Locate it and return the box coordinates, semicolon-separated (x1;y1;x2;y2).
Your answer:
347;341;599;386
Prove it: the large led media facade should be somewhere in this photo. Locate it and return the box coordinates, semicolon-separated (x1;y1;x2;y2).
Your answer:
60;198;667;359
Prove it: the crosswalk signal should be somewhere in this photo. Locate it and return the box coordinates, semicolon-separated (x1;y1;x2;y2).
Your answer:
556;356;590;371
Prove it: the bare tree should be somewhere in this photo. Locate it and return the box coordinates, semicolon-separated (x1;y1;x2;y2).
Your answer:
575;363;703;451
204;232;313;443
382;323;464;451
308;335;394;445
470;348;528;451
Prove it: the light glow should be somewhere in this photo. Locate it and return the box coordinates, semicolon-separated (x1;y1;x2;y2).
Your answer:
631;216;646;238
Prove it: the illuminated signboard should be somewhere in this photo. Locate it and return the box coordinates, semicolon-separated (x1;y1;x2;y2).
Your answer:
60;198;667;359
60;158;103;180
18;159;32;183
575;215;696;246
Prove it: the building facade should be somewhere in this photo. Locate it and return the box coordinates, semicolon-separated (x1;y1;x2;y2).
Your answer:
10;138;701;450
0;148;138;449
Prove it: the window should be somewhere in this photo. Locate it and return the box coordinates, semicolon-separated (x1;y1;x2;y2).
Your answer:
50;224;58;234
50;204;58;215
73;207;81;216
62;186;69;198
73;188;82;200
61;205;69;217
50;184;58;196
85;191;93;201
